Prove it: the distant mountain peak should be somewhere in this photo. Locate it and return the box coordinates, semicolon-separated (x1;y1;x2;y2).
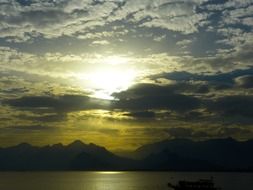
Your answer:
68;140;86;148
88;142;101;148
51;143;64;148
16;142;32;148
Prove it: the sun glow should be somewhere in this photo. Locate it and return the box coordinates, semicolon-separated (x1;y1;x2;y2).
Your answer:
79;56;136;100
88;68;136;99
103;55;129;65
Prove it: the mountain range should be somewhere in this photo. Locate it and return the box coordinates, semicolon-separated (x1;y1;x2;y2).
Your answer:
0;138;252;171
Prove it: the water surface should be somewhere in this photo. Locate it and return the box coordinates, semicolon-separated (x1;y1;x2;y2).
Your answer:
0;171;252;190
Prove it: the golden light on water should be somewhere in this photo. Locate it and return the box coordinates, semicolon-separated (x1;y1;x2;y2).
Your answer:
95;171;124;174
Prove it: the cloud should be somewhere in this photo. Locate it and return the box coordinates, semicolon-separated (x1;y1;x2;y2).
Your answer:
112;83;201;112
124;111;156;119
176;39;193;48
165;126;253;139
152;68;253;91
30;114;67;123
4;94;110;113
0;0;211;43
0;0;253;146
0;87;29;94
222;4;253;25
112;79;253;124
114;95;200;112
112;0;208;34
210;95;253;118
217;127;252;138
234;75;253;88
91;40;110;45
0;0;117;41
5;125;53;131
97;128;119;135
166;127;193;138
153;34;166;42
113;82;210;99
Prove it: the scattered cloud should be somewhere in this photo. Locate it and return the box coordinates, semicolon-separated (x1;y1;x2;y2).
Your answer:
91;40;110;45
1;0;253;148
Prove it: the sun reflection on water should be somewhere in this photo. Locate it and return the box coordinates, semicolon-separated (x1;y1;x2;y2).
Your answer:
95;171;125;175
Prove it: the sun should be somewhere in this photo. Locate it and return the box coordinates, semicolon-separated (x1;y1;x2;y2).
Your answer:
83;56;136;100
87;68;136;99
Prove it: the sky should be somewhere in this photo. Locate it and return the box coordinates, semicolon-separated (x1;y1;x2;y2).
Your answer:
0;0;253;151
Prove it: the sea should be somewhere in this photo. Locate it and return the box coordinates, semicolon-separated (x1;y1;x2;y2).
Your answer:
0;171;252;190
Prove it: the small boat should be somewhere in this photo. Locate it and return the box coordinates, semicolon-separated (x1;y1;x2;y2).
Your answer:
168;178;221;190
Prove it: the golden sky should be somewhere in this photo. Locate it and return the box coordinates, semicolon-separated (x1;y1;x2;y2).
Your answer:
1;0;253;151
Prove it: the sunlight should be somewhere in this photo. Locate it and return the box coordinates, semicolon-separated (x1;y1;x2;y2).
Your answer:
75;55;137;99
103;55;129;65
87;68;136;99
95;171;124;174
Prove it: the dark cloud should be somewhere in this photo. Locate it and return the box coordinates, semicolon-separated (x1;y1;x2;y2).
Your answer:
112;83;173;99
16;0;33;6
213;83;233;90
195;85;209;94
115;82;209;97
217;127;252;138
124;111;156;119
5;96;58;108
31;114;66;123
152;68;253;84
191;131;210;139
170;82;210;94
113;84;201;112
235;75;253;88
166;127;193;138
165;127;241;139
149;68;253;94
181;111;203;121
210;96;253;118
164;126;252;140
4;95;110;113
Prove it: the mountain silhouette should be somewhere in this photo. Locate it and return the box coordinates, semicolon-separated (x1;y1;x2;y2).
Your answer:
133;137;253;171
0;140;136;171
0;138;253;171
141;149;220;171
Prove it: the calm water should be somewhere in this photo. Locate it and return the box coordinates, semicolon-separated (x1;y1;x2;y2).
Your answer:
0;171;252;190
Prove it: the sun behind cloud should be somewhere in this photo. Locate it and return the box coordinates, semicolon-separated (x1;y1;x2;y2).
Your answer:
1;0;253;150
82;56;137;99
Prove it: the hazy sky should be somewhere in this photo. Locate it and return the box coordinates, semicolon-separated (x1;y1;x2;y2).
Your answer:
1;0;253;150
